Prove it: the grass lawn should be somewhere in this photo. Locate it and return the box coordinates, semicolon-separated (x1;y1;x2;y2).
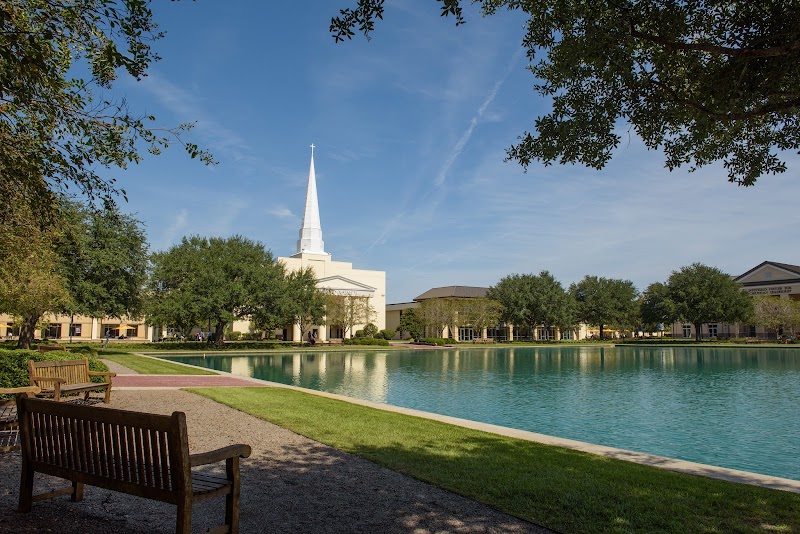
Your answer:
190;386;799;534
99;352;218;375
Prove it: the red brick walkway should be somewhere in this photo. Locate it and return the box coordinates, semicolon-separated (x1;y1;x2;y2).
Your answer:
112;374;266;388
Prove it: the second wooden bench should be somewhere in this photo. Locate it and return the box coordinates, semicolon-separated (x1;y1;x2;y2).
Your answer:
28;357;115;403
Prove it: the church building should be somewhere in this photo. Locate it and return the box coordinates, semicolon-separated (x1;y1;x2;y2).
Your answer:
274;145;386;342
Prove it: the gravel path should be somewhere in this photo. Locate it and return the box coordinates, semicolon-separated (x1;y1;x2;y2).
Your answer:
0;389;552;534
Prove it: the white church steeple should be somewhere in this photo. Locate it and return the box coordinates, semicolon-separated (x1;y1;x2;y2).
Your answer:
296;144;326;255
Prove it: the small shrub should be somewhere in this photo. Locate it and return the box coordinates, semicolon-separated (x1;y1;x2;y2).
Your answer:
354;329;365;338
363;323;379;338
227;331;242;341
379;329;396;340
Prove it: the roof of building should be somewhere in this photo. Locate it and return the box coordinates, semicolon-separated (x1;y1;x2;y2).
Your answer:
413;286;489;301
734;261;800;282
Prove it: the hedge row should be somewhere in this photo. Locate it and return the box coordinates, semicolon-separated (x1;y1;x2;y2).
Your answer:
419;338;457;346
343;337;390;346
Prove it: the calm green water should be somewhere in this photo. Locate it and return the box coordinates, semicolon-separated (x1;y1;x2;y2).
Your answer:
163;346;800;481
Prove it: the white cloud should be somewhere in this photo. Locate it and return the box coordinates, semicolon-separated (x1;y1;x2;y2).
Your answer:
268;206;296;220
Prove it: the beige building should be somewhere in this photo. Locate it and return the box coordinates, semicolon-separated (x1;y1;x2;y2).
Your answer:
386;285;590;341
670;261;800;339
0;313;151;342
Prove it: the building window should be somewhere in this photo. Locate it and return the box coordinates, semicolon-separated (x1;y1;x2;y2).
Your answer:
69;323;82;337
44;324;62;339
329;326;343;339
486;327;505;341
459;327;474;341
708;323;718;338
682;324;692;338
536;327;556;340
561;329;574;340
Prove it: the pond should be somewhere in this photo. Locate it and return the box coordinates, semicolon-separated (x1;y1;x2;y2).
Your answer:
161;346;800;481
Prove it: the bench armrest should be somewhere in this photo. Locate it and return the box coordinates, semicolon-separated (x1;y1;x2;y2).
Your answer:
30;376;66;385
0;385;41;395
88;371;117;379
190;444;252;467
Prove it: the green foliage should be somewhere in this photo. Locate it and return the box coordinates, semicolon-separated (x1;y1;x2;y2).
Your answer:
147;235;287;346
420;337;456;346
333;0;800;185
324;293;376;338
489;271;574;338
284;267;326;344
57;199;149;320
459;298;502;337
639;282;677;332
0;349;109;395
362;323;379;337
227;331;242;341
0;0;213;222
354;329;365;338
398;308;425;340
416;299;452;337
343;337;390;346
570;276;639;338
0;198;72;348
667;263;753;340
378;329;396;340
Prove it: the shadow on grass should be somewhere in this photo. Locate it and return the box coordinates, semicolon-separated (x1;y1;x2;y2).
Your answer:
342;432;800;534
196;387;800;534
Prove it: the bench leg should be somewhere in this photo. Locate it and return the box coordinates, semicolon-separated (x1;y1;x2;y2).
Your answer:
176;498;192;534
226;457;241;533
17;460;34;513
103;386;112;404
71;481;84;502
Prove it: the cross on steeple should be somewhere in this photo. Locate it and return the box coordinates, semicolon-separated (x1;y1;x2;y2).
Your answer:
310;143;315;157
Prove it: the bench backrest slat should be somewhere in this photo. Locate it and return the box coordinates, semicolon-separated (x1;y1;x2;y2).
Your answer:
18;397;187;500
29;359;90;384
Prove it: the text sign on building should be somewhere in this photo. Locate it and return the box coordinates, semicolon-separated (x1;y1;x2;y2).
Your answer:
747;286;794;295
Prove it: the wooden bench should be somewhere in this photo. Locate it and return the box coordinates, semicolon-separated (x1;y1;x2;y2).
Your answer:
37;345;69;353
28;357;115;403
16;395;252;534
0;386;40;452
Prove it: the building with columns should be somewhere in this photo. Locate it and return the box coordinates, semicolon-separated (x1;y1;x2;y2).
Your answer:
242;145;386;342
386;286;590;341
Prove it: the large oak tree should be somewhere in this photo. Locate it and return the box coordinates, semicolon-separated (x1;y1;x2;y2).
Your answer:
667;263;752;340
570;276;638;339
333;0;800;185
147;236;286;346
489;271;572;340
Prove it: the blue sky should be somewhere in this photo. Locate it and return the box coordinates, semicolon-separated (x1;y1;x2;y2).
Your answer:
112;1;799;303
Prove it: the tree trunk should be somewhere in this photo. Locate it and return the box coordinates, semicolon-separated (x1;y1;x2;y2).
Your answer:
17;314;40;350
214;321;226;347
695;322;702;341
599;324;605;340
